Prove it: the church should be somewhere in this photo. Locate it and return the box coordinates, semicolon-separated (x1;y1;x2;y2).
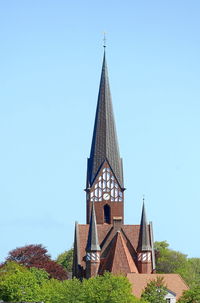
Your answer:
72;49;188;301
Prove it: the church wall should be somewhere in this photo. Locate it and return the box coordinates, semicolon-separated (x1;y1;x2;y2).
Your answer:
87;200;124;224
137;260;152;274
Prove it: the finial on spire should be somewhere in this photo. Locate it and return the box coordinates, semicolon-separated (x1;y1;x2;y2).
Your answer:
103;32;107;48
143;194;145;204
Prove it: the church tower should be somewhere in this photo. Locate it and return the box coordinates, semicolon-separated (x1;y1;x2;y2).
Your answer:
72;49;155;279
86;51;124;225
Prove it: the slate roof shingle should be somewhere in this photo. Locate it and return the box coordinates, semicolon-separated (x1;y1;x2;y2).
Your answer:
87;51;123;188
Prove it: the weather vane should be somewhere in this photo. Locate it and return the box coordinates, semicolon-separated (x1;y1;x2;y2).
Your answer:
103;32;107;48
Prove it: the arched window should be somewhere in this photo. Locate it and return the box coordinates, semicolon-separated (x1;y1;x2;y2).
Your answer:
104;204;110;224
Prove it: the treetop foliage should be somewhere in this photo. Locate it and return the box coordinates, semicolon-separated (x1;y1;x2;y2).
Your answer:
141;277;167;303
155;241;200;288
1;241;200;302
0;265;144;303
56;248;73;272
178;285;200;303
6;244;68;280
0;261;49;302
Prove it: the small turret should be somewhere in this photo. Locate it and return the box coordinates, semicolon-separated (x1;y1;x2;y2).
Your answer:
85;202;101;278
137;201;152;273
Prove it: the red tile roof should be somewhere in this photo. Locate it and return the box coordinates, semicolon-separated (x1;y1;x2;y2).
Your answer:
100;231;138;274
127;273;189;299
77;224;140;273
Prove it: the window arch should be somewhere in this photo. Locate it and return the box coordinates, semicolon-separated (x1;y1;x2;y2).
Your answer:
104;204;111;224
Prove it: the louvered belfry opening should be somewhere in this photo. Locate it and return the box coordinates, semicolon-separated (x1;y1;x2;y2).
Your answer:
104;204;111;224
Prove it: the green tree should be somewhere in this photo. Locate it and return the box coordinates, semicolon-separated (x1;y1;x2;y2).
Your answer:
37;278;67;303
29;266;49;283
55;278;83;303
0;262;48;302
56;248;73;272
0;263;145;303
178;258;200;288
141;277;167;303
82;272;143;303
155;241;200;287
178;285;200;303
188;258;200;286
38;278;83;303
0;262;69;303
155;241;188;273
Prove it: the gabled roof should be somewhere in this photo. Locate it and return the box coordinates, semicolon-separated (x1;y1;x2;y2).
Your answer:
86;202;101;252
100;231;138;274
77;224;141;269
87;51;123;188
127;273;189;299
137;203;151;251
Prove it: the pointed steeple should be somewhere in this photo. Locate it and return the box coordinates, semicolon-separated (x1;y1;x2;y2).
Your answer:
72;221;81;278
87;51;123;188
86;202;101;252
137;201;151;251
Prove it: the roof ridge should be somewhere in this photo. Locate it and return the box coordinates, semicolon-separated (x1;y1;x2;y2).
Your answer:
116;231;138;273
100;230;118;273
174;273;189;289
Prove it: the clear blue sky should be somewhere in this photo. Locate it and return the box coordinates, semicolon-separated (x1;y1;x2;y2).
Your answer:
0;0;200;261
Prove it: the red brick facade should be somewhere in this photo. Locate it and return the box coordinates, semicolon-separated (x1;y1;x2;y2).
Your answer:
86;162;124;225
73;222;155;278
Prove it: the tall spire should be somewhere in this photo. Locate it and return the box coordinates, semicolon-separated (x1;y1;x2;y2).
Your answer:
87;51;123;187
137;201;151;251
86;202;101;252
